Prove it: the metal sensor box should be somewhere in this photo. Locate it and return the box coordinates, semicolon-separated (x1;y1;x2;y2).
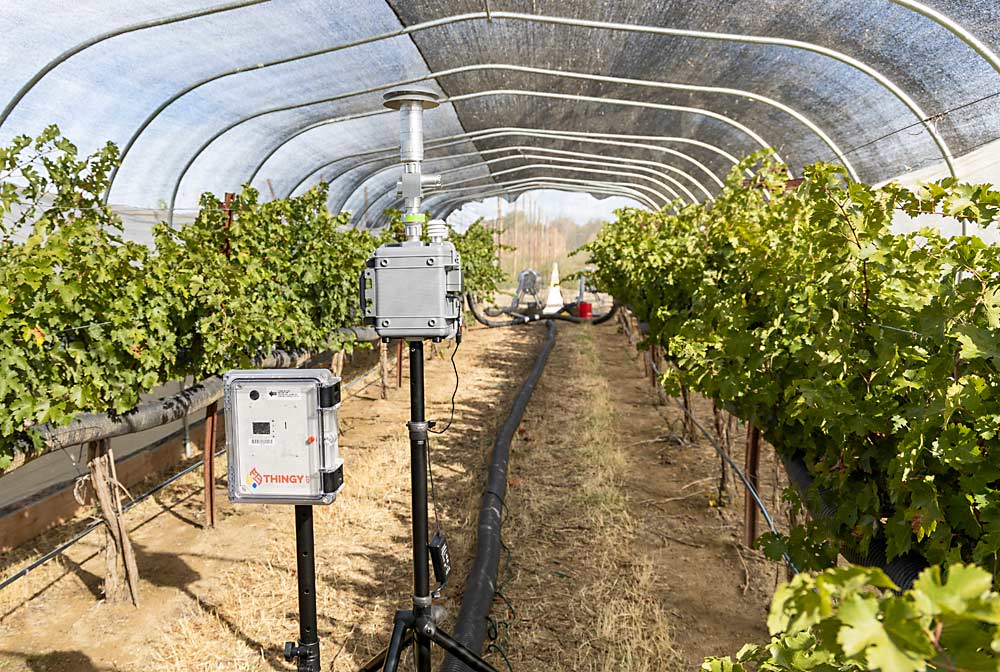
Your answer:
223;369;343;505
361;240;463;340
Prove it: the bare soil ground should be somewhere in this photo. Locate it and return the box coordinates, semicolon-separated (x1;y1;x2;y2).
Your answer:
0;319;785;672
498;320;782;670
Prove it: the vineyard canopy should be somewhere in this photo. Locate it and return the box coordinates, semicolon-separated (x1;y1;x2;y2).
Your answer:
2;0;998;232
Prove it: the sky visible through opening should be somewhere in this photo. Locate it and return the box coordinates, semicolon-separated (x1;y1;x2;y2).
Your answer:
444;189;642;231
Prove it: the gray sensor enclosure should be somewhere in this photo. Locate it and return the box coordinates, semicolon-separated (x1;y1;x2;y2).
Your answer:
361;240;463;340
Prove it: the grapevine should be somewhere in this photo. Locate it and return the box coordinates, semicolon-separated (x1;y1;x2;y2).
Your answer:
582;151;1000;576
0;129;506;468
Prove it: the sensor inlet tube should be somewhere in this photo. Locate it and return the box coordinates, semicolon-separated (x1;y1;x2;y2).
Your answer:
384;87;441;241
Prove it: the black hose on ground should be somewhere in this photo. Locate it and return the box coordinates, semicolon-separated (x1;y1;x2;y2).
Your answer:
440;320;558;672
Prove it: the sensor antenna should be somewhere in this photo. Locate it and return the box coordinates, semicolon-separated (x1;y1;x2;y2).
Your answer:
384;86;442;241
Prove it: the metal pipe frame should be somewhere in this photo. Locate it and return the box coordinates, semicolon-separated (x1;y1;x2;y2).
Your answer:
326;146;698;218
371;182;657;228
100;6;969;206
365;176;663;222
166;78;789;220
236;92;781;230
330;144;704;204
350;164;673;223
0;0;270;128
355;176;660;225
423;181;657;224
442;151;698;202
430;179;658;208
890;0;1000;77
424;180;661;223
240;86;779;191
433;162;676;205
424;183;650;222
297;127;738;194
289;127;729;207
7;3;985;203
117;61;854;208
327;126;755;224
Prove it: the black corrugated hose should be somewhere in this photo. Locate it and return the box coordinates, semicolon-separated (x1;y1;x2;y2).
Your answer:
782;456;927;590
440;320;557;672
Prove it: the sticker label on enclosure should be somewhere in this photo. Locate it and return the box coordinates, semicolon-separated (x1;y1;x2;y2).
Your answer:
268;389;302;400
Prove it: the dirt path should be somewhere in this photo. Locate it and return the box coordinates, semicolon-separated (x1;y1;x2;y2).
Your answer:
0;324;542;672
498;320;776;670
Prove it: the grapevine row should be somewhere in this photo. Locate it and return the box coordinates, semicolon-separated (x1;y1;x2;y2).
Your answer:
0;128;503;467
582;151;1000;573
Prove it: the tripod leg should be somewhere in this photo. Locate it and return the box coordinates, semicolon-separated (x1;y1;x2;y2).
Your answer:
381;610;414;672
358;630;414;672
427;628;499;672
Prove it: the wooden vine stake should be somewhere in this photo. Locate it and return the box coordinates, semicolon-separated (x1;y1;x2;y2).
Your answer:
744;424;762;548
199;192;233;530
87;440;139;605
713;404;731;505
331;351;345;434
203;401;218;528
379;340;390;399
396;340;404;388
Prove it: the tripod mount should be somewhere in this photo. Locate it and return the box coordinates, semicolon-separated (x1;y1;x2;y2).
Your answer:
366;340;496;672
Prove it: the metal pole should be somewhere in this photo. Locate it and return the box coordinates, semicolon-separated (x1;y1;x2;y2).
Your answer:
408;340;432;672
202;401;217;528
292;505;321;672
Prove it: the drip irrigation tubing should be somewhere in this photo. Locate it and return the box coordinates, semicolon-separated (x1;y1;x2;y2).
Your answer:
621;309;797;572
620;309;927;588
12;326;378;458
440;320;557;672
782;455;927;590
0;357;384;593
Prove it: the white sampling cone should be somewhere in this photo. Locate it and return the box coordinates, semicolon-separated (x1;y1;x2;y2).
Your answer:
543;262;564;313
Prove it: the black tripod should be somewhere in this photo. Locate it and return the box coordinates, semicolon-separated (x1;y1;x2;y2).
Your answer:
373;340;497;672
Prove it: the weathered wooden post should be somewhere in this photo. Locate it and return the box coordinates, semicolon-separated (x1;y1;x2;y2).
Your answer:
744;425;762;547
379;340;390;399
87;439;139;605
203;402;218;528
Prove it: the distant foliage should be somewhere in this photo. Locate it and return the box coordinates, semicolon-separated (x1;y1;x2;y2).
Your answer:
704;563;1000;672
0;128;378;467
449;218;508;300
383;209;508;298
582;151;1000;576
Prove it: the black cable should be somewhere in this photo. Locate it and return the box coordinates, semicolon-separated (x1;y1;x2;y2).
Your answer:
429;334;461;435
486;643;514;672
425;335;461;532
426;438;441;534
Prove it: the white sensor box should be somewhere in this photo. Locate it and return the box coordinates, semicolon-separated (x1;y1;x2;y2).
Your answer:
223;369;343;505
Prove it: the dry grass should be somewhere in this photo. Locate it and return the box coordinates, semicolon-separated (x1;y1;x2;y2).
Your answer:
144;435;415;671
566;327;673;672
499;325;676;671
